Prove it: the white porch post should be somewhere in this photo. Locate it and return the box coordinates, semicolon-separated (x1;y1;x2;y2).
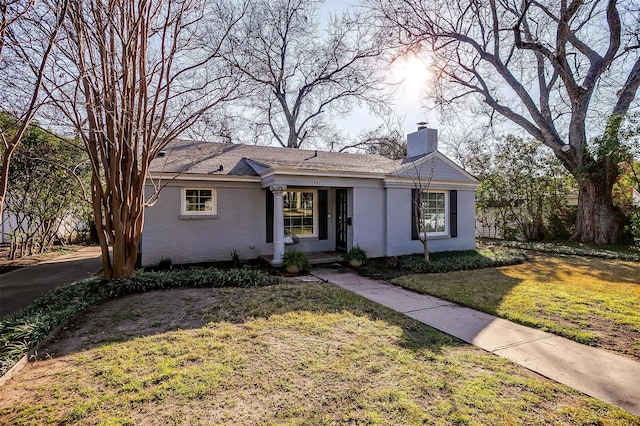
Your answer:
270;184;287;265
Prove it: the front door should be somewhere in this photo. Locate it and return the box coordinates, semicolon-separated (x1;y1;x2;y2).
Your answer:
336;188;348;251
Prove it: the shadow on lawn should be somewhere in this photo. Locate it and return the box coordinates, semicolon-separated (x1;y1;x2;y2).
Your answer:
32;255;639;363
496;254;640;286
36;282;463;360
543;255;640;284
387;254;640;360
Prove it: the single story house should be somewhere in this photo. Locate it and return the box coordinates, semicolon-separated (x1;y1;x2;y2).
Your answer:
142;126;480;267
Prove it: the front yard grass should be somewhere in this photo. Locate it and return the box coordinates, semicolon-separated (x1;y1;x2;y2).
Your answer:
393;255;640;359
1;283;638;424
0;268;278;376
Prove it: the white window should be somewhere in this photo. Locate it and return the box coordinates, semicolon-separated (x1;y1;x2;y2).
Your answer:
420;191;447;234
283;189;317;238
182;188;217;215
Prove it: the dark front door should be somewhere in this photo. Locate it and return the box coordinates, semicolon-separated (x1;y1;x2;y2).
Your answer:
336;188;348;251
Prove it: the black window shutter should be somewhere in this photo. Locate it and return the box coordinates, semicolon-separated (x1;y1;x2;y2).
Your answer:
450;190;458;238
266;189;274;243
411;189;419;240
318;190;328;240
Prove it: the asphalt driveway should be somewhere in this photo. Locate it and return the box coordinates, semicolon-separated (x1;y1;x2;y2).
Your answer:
0;247;103;318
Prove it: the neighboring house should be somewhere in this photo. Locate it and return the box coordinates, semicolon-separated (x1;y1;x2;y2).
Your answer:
142;126;480;267
0;210;18;244
1;208;85;245
477;187;640;240
567;188;640;207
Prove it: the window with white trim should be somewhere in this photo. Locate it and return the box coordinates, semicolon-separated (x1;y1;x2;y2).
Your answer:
182;188;216;215
420;191;447;234
283;190;316;237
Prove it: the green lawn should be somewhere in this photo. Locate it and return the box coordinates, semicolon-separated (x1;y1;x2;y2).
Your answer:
1;282;637;425
394;255;640;359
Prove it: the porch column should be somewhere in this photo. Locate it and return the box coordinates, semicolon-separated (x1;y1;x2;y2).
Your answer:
270;184;287;265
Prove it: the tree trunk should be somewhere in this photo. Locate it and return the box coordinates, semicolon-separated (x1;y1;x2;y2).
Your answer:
90;169;145;279
92;192;142;280
287;125;298;148
110;240;138;278
94;209;140;279
0;142;17;221
9;240;16;260
571;176;625;244
421;237;430;262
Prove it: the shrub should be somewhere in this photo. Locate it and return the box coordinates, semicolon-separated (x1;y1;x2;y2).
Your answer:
384;256;399;269
0;268;279;376
230;248;241;268
626;207;640;246
343;245;367;263
545;206;577;241
398;249;527;274
103;268;278;297
360;248;528;280
281;249;311;273
157;257;173;271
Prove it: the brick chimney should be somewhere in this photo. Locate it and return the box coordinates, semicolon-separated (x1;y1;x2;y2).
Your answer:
407;123;437;158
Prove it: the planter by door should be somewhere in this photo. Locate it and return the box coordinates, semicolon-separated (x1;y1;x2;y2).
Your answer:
286;265;301;274
349;259;362;268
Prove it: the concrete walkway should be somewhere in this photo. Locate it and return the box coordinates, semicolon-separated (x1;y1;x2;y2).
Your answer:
313;265;640;417
0;246;103;319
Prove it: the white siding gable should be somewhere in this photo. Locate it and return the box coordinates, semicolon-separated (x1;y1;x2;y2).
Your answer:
393;152;478;183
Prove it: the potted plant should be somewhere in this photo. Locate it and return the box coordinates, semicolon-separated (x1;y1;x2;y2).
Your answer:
344;245;367;267
281;249;310;274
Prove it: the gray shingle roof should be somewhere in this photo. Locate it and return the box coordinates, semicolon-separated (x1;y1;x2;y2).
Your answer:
149;140;402;176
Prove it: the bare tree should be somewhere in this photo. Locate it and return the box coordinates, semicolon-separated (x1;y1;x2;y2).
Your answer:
408;156;440;262
337;114;408;159
49;0;244;278
373;0;640;244
220;0;390;148
0;0;67;222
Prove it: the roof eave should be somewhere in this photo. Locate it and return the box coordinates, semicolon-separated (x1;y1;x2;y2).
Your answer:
259;167;389;180
146;172;262;183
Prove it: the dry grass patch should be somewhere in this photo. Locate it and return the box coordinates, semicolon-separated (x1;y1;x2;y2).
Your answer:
0;283;638;425
394;255;640;359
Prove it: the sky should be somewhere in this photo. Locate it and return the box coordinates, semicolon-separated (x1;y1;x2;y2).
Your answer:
320;0;439;139
33;0;438;147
